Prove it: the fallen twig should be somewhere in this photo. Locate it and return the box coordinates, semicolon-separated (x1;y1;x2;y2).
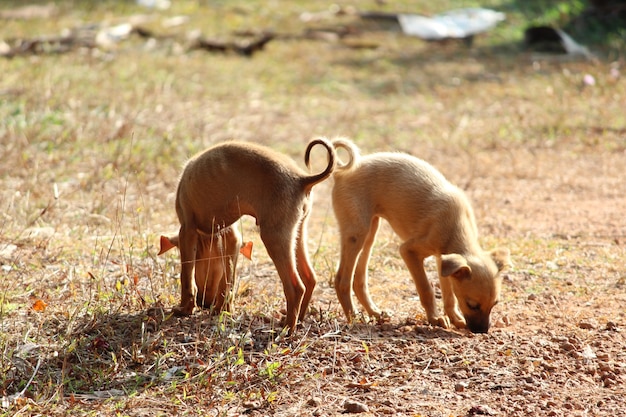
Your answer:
188;33;274;57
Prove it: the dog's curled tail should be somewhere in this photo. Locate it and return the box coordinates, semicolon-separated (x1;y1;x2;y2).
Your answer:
330;137;360;171
303;137;336;189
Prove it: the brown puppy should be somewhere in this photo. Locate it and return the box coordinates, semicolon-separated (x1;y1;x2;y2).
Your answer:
173;138;336;333
159;226;242;313
329;138;510;333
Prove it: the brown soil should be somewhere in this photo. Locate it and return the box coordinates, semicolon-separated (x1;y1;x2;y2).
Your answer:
1;4;624;415
18;137;621;417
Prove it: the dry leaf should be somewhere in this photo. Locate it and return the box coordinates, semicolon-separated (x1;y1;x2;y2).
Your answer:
32;299;47;312
240;241;253;260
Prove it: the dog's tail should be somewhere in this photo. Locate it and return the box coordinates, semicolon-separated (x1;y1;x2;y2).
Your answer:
303;137;336;190
330;137;360;171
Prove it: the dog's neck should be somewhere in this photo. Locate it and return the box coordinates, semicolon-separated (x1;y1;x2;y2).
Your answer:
442;213;483;257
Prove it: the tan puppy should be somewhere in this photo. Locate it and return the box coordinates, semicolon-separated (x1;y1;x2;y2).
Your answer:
159;226;242;313
173;138;336;333
329;138;510;333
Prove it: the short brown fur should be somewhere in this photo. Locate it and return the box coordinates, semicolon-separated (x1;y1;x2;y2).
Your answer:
173;138;336;333
329;138;510;333
159;226;241;313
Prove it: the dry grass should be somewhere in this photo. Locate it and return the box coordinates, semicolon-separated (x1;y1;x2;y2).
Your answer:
1;1;625;416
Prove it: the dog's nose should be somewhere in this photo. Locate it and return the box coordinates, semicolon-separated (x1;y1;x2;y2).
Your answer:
470;325;489;334
467;319;490;334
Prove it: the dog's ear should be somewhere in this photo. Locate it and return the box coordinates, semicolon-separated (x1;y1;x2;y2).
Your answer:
441;254;471;280
240;241;253;260
490;247;512;272
158;235;178;255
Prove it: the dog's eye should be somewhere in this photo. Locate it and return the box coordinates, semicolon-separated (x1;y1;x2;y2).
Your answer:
466;300;481;311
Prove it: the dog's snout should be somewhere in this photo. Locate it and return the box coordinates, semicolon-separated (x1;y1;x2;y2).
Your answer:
466;317;490;334
470;325;489;334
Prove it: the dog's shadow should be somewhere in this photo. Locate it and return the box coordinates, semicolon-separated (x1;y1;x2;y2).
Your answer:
39;305;263;399
35;304;465;400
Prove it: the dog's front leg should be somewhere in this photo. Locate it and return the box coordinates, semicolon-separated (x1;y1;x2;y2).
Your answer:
194;237;212;308
438;276;467;329
352;216;383;319
400;241;450;329
220;227;242;313
173;225;198;316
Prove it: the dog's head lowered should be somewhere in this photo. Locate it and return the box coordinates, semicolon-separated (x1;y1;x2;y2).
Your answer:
158;228;251;312
441;248;511;333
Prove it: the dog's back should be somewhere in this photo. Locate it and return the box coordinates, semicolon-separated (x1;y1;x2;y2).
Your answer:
177;140;335;234
332;139;475;245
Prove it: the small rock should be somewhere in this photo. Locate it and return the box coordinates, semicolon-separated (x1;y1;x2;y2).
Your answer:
581;345;596;360
307;396;322;407
243;400;261;409
605;321;619;331
343;399;369;413
602;373;618;388
0;244;17;260
379;323;394;331
578;320;596;330
455;382;468;392
493;316;511;328
379;406;397;414
468;404;497;415
598;362;613;372
22;226;55;242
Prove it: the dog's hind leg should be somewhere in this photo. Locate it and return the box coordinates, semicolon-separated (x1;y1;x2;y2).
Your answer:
400;239;450;329
332;186;372;322
294;218;317;322
261;226;305;333
352;216;383;319
334;220;370;322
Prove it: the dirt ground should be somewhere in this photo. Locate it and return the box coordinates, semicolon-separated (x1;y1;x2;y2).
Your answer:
1;2;625;416
2;72;625;417
187;138;626;417
15;135;621;417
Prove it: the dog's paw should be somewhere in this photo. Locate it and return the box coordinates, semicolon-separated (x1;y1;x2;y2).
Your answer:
429;315;451;329
443;308;467;330
451;317;467;330
172;304;194;317
374;310;392;324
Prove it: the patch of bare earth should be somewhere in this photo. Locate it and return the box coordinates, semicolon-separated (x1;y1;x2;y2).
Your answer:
5;139;623;417
1;3;625;415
